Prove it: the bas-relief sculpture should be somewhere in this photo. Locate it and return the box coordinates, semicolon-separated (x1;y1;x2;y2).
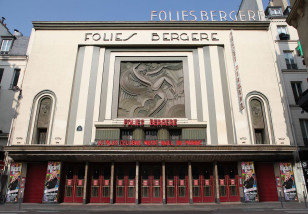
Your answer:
250;99;265;129
118;62;185;118
37;98;51;128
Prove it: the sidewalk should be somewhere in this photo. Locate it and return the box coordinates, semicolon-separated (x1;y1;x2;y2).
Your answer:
0;202;307;212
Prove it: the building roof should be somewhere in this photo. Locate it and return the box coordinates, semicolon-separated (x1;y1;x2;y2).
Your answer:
32;21;270;31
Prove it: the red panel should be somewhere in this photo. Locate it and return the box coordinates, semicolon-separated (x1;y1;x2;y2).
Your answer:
255;163;278;202
23;163;47;203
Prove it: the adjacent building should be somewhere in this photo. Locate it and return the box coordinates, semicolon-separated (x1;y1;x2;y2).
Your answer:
0;18;29;196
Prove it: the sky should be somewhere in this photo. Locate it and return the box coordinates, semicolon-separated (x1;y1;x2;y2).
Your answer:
1;0;273;36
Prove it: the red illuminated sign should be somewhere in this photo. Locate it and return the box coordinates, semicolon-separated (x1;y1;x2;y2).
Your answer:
205;179;210;186
78;179;83;186
118;180;123;186
168;180;173;186
180;179;185;186
104;179;110;186
143;180;148;186
123;119;177;127
96;139;203;146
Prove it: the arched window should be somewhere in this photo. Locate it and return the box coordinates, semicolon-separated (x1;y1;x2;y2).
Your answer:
248;96;271;145
32;97;52;144
28;91;56;145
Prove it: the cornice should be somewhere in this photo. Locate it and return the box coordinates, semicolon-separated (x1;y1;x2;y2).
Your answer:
287;0;306;27
32;21;270;31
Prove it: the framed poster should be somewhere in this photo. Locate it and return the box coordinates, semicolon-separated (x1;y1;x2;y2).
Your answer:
7;163;22;203
43;162;61;203
241;162;258;202
280;163;297;201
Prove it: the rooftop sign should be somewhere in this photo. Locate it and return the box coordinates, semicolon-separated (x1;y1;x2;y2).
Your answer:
151;10;265;22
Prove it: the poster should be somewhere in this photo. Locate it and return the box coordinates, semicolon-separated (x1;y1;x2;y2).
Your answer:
241;162;258;202
280;163;297;201
43;162;61;203
6;162;22;202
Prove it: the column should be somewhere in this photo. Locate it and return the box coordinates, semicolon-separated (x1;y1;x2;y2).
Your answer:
135;161;139;205
110;162;115;204
214;161;220;203
83;162;89;204
188;162;193;204
162;162;166;204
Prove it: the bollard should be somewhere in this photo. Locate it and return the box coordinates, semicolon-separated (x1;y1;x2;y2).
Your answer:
18;190;22;211
304;191;308;208
279;190;284;208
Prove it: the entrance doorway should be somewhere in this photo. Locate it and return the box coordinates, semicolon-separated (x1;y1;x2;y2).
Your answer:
140;164;162;203
23;163;47;203
63;164;85;203
166;164;189;203
255;162;278;202
89;164;111;203
114;164;135;203
218;163;240;202
192;164;214;203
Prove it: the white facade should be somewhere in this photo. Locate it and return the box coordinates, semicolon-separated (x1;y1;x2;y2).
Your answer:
10;25;292;147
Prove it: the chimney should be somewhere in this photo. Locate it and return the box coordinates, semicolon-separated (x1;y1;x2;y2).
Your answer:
269;0;289;11
1;17;5;23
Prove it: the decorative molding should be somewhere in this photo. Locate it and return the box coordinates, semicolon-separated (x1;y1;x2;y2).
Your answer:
32;21;271;31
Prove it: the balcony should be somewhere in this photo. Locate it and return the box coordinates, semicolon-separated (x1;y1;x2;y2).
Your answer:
286;63;298;70
279;33;290;40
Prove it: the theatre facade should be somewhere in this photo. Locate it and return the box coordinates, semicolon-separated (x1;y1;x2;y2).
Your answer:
4;21;304;204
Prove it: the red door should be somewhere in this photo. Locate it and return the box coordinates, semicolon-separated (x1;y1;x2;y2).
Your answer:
192;164;214;203
140;164;162;203
63;164;85;203
166;164;189;203
89;164;111;203
23;163;47;203
115;164;135;203
255;163;278;202
218;163;240;202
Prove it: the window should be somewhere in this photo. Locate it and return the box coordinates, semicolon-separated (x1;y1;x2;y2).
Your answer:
249;98;269;144
277;26;288;35
32;97;52;144
10;69;20;88
145;130;158;140
284;52;298;69
170;129;182;140
0;39;12;53
120;129;133;140
277;26;289;40
272;8;282;16
291;82;302;104
0;68;3;84
300;120;308;146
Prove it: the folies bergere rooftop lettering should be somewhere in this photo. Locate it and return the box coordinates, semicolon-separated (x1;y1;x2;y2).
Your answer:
151;10;265;21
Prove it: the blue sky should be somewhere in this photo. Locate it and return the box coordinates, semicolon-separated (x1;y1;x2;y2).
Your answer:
2;0;273;36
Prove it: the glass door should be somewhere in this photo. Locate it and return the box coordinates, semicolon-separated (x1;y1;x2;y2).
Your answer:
140;165;162;203
63;164;85;203
218;163;240;202
166;164;189;203
89;164;111;203
115;164;135;203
